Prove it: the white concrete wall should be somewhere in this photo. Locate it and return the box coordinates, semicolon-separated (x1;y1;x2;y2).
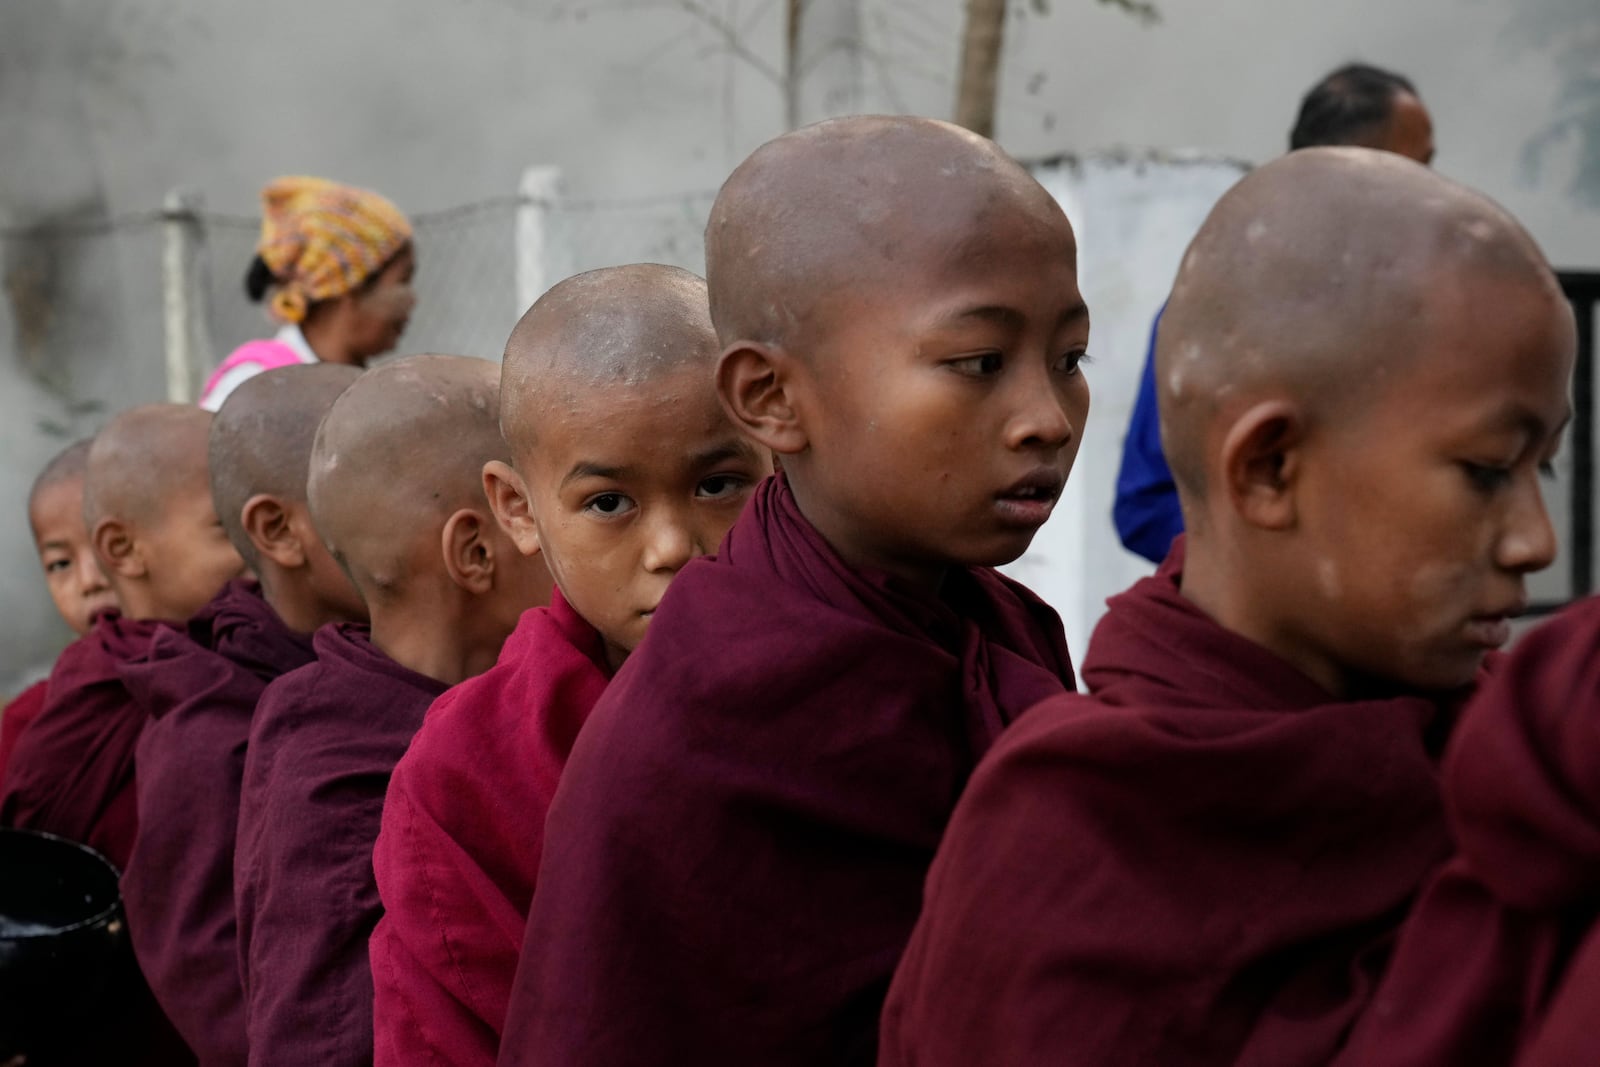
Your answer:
1002;155;1248;678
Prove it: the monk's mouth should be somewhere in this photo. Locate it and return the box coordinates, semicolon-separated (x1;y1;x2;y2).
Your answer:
1462;615;1512;648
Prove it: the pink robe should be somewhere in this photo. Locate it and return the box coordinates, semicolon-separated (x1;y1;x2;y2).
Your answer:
371;589;612;1067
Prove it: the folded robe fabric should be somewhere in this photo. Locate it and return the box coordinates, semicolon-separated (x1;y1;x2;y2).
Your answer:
498;472;1074;1067
0;613;165;869
0;679;49;792
1333;596;1600;1067
118;580;315;1067
880;543;1467;1067
371;588;611;1067
235;623;446;1067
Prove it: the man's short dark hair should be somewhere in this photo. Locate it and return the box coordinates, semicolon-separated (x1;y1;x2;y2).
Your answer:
1289;63;1419;151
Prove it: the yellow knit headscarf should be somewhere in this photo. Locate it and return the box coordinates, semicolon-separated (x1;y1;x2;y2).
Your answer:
257;177;414;324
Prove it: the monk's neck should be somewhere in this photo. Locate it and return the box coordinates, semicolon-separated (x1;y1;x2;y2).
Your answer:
369;603;500;687
111;581;183;625
1178;536;1347;699
261;571;354;635
784;470;950;595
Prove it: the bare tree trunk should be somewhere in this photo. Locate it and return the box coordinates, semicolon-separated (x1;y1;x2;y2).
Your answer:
953;0;1007;137
785;0;805;129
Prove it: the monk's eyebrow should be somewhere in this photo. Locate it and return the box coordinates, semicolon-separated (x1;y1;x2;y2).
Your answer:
562;461;630;488
690;441;761;469
941;299;1090;331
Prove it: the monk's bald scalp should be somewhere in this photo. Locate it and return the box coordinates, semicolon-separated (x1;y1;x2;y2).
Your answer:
501;263;717;450
28;438;94;514
308;354;504;599
85;405;215;531
209;363;362;567
1158;146;1561;502
705;114;1070;349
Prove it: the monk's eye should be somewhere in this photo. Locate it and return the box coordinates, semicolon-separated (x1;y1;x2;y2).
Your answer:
1055;349;1091;377
43;558;71;575
696;474;748;500
1461;462;1513;493
948;352;1003;378
584;492;636;518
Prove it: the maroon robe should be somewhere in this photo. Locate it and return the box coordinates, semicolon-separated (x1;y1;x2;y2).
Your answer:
497;473;1073;1067
0;613;165;869
234;623;446;1067
371;588;612;1067
0;679;48;792
1333;596;1600;1067
880;544;1466;1067
118;579;315;1067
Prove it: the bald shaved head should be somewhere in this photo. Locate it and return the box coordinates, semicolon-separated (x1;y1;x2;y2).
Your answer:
308;354;504;599
1158;146;1560;504
705;115;1069;351
86;404;215;530
501;264;717;451
29;438;93;513
209;363;361;567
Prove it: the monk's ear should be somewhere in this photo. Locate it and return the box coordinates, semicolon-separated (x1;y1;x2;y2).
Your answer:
441;508;496;595
92;516;145;579
1219;399;1303;532
483;461;542;560
716;341;809;456
241;494;305;569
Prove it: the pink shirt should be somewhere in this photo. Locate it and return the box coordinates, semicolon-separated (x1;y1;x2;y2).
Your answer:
199;324;318;411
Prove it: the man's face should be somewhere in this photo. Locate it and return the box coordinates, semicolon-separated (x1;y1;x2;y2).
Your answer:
139;478;247;621
781;198;1091;588
1372;91;1436;166
518;363;771;671
31;475;117;635
1277;270;1572;692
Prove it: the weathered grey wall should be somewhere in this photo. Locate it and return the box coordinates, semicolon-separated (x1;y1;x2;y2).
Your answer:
2;0;1596;686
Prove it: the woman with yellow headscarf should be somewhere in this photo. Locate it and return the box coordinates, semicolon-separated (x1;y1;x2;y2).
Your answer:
199;177;416;411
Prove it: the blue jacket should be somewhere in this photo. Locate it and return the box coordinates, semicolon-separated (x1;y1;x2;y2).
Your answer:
1113;310;1184;564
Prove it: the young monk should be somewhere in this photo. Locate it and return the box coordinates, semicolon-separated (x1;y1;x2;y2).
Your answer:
497;116;1083;1067
1;439;119;787
118;364;366;1067
1331;595;1600;1067
235;354;551;1067
1;404;244;868
369;264;771;1067
878;147;1574;1067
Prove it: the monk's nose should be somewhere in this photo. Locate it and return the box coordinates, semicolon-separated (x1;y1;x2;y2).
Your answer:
1496;479;1558;574
1004;376;1074;452
641;513;695;574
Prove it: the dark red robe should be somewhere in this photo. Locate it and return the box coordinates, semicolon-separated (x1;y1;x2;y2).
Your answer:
0;613;196;1067
0;613;165;869
371;588;611;1067
118;580;315;1067
497;473;1073;1067
1333;596;1600;1067
0;679;48;792
880;544;1467;1067
233;623;445;1067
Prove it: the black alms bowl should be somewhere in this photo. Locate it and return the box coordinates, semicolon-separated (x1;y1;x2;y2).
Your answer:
0;828;126;1060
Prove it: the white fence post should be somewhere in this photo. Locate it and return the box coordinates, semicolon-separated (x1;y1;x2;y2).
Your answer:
516;166;565;316
161;188;214;403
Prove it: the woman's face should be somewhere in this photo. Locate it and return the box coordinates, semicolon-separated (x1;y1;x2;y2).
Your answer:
347;244;417;361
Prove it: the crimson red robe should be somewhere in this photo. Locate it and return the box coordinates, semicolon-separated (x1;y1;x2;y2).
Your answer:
371;588;611;1067
0;614;165;869
233;623;444;1067
0;679;48;792
1333;596;1600;1067
497;473;1073;1067
118;580;314;1067
880;544;1467;1067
